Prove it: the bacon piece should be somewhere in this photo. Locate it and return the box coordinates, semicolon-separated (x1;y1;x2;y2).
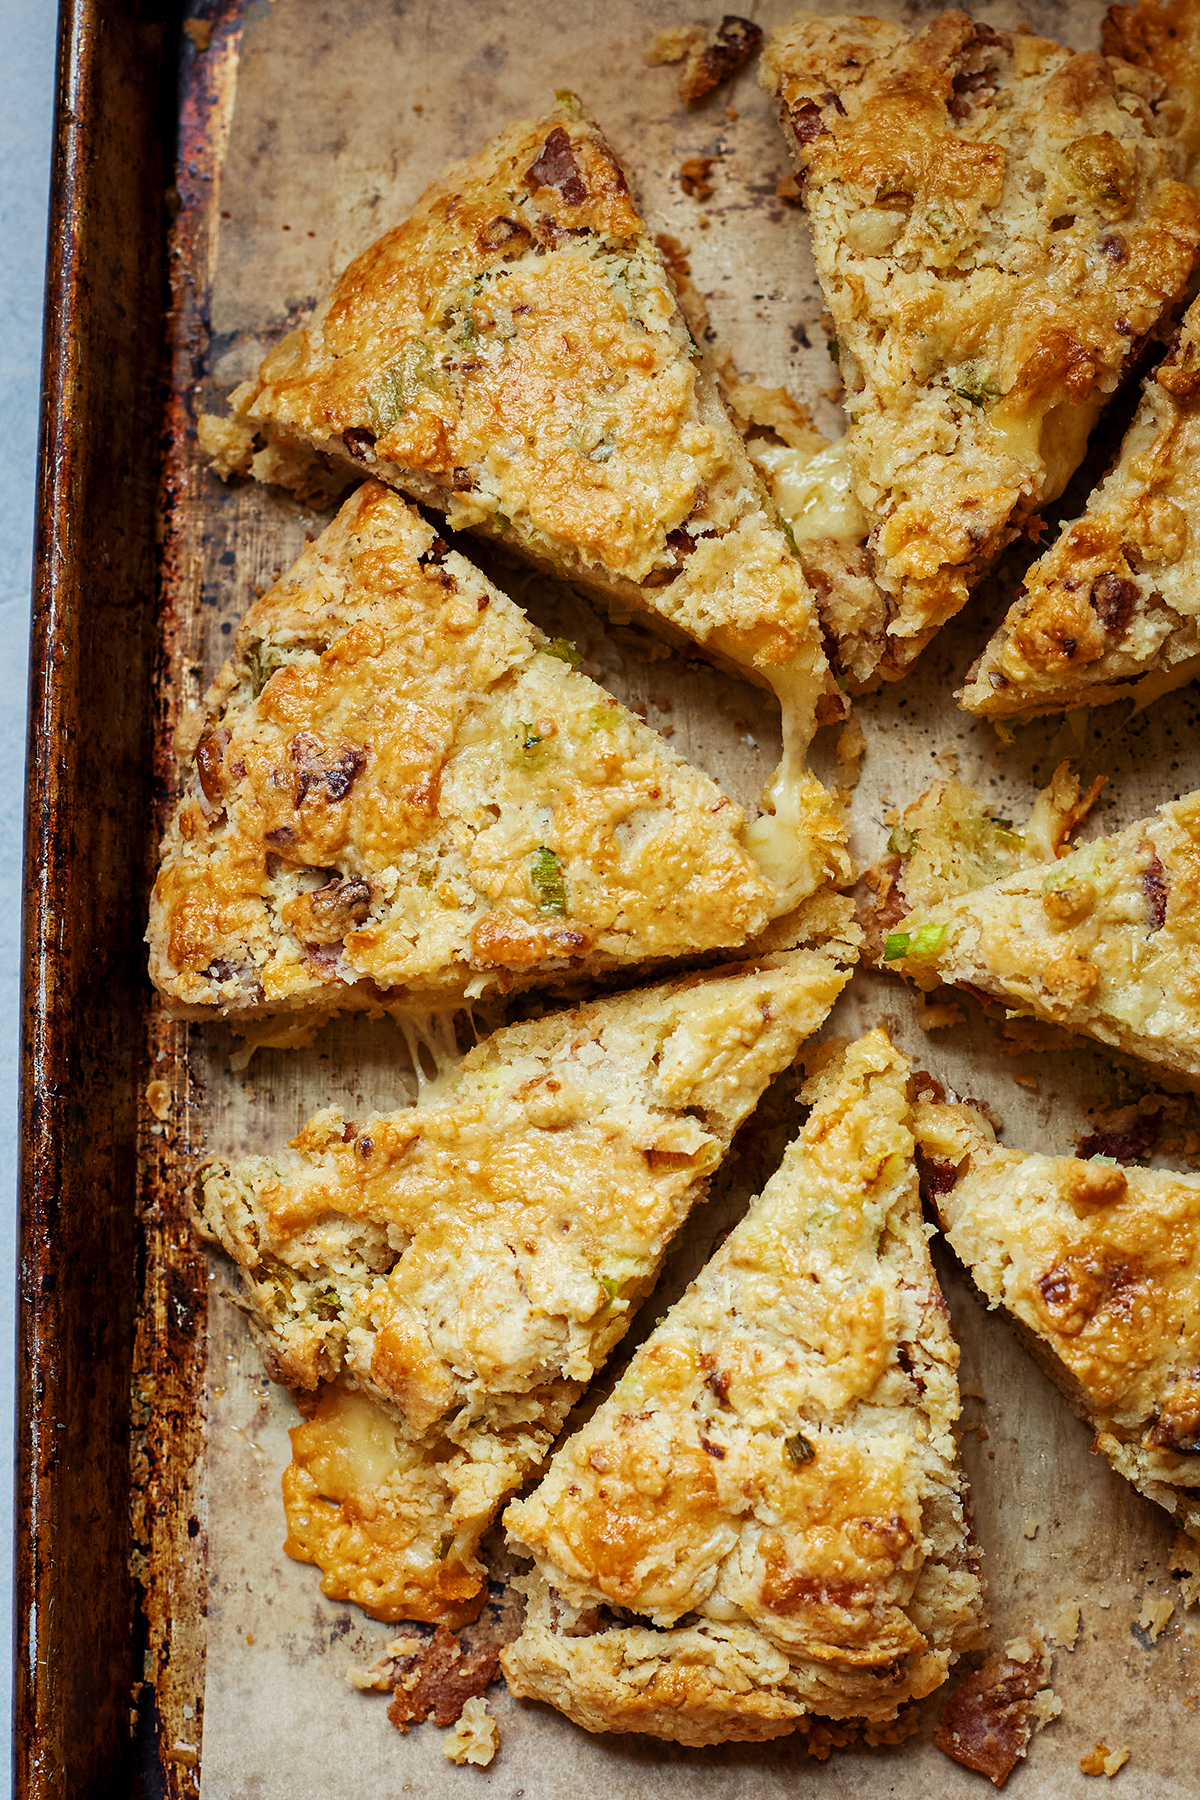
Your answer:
386;1626;500;1732
526;128;587;206
936;1638;1056;1786
1077;1109;1162;1164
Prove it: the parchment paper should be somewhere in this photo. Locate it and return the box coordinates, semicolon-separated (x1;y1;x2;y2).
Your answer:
166;0;1200;1790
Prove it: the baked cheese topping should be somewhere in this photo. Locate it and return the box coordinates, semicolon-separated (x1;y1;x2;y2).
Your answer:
961;293;1200;718
201;952;852;1623
500;1032;982;1744
916;1097;1200;1533
200;102;842;763
148;482;827;1022
762;9;1200;682
1104;0;1200;164
875;777;1200;1086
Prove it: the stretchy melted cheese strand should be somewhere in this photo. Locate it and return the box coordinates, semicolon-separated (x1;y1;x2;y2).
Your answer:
149;483;847;1024
501;1032;982;1744
200;949;853;1625
761;9;1200;686
199;101;846;868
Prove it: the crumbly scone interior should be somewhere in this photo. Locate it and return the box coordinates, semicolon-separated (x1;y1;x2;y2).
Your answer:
200;950;852;1623
871;777;1200;1087
198;100;847;835
915;1095;1200;1538
960;293;1200;718
499;1031;983;1745
761;9;1200;684
148;481;846;1025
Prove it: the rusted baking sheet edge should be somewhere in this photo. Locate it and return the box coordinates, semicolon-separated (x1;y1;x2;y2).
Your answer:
15;1;217;1795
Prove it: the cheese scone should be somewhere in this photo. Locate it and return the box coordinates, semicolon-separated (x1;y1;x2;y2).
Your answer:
198;99;843;822
761;10;1200;684
201;949;853;1624
500;1032;983;1745
148;482;849;1024
916;1095;1200;1539
1104;0;1200;163
960;295;1200;719
874;779;1200;1088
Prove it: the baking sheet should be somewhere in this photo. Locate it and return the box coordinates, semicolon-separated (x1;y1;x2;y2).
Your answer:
147;0;1200;1791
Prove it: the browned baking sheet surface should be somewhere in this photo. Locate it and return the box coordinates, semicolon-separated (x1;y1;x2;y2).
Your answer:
140;1;1200;1793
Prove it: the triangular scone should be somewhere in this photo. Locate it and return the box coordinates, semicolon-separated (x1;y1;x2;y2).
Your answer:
148;482;849;1024
198;100;844;802
961;295;1200;718
916;1095;1200;1540
500;1032;983;1746
1104;0;1200;163
761;10;1200;684
874;780;1200;1087
200;950;853;1625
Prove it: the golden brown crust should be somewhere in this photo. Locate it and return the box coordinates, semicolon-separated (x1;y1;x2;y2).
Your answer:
915;1098;1200;1539
761;10;1200;683
205;103;839;753
147;482;834;1022
501;1033;983;1741
204;951;852;1622
961;295;1200;718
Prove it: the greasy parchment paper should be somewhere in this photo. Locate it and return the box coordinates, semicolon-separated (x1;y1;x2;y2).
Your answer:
147;0;1200;1792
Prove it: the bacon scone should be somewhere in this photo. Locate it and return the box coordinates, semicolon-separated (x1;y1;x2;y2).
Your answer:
960;294;1200;719
500;1033;983;1745
871;776;1200;1088
760;10;1200;686
916;1095;1200;1540
148;483;850;1025
199;100;843;849
199;950;853;1625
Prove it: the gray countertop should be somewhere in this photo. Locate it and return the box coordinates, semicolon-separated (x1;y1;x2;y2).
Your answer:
2;1;61;1786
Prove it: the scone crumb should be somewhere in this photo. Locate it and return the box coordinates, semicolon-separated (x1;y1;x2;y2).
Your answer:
1136;1596;1174;1643
1047;1601;1080;1651
1171;1534;1200;1606
863;1704;922;1747
678;156;716;200
197;410;255;480
443;1696;498;1767
1081;1742;1130;1777
644;24;699;65
347;1635;426;1692
913;992;965;1032
1023;1519;1039;1540
144;1079;171;1122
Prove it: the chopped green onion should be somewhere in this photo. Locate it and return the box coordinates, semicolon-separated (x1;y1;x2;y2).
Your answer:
785;1431;816;1466
911;923;948;956
512;721;546;770
544;636;582;666
599;1275;620;1302
589;704;623;733
883;931;912;961
887;826;917;857
530;846;568;915
436;1531;454;1560
951;362;1002;407
492;507;511;534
